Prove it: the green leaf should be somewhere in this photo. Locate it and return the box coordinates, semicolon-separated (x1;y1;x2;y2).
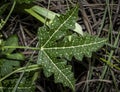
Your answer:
4;35;18;54
38;51;75;90
44;34;106;60
25;5;83;35
0;53;24;76
6;53;25;60
0;59;20;76
37;6;106;90
38;6;79;47
37;6;78;90
31;5;59;20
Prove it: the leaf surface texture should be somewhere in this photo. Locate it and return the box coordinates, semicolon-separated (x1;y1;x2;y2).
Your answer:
37;6;106;90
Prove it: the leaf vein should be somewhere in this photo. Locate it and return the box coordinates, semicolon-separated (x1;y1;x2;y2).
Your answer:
43;39;106;50
42;6;78;48
43;51;74;89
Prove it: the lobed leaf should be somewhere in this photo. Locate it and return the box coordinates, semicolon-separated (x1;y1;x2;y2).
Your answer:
37;6;78;90
38;6;79;48
44;34;107;60
37;6;106;90
26;5;83;35
37;51;75;90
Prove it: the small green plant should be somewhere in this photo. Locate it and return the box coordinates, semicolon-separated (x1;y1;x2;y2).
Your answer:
0;35;24;76
0;35;27;91
0;3;107;91
30;5;106;91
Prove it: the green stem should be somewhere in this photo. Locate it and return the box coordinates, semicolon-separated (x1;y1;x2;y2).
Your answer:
12;43;39;92
97;31;120;91
0;64;41;82
3;46;40;50
0;1;16;30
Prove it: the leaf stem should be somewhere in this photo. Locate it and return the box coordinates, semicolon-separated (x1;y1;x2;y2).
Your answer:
0;64;41;82
3;46;40;50
0;1;16;30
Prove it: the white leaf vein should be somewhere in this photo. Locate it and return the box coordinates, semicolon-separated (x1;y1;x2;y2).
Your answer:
43;51;74;89
42;7;78;48
43;39;106;50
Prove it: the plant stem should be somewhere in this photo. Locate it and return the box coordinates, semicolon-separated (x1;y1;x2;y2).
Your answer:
3;46;40;50
0;64;41;82
0;1;16;30
12;43;39;92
